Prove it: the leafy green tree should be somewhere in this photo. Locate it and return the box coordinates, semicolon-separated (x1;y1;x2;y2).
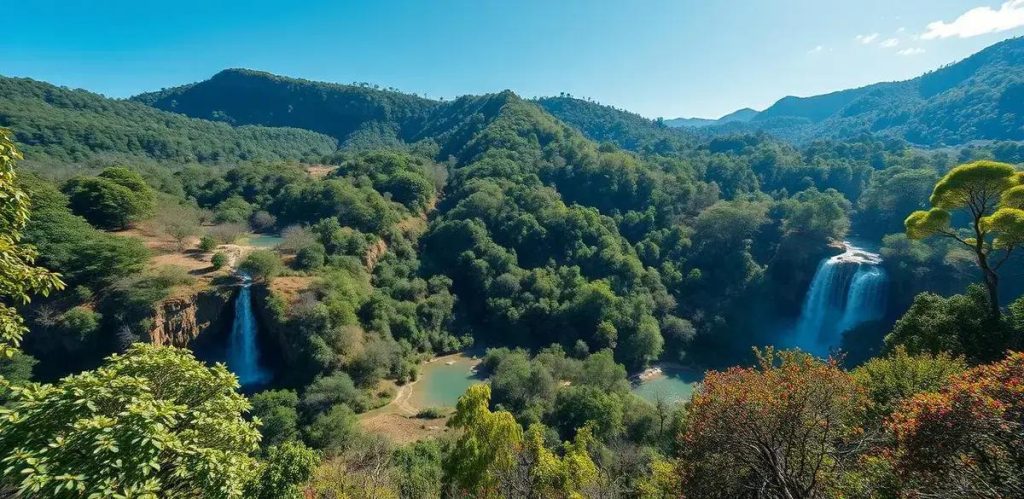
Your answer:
905;161;1024;317
240;250;283;282
215;195;255;224
0;128;63;358
443;384;524;495
0;344;263;497
63;167;155;230
550;385;624;442
295;243;326;270
392;440;443;499
250;389;300;448
851;346;966;425
245;442;320;499
519;423;599;497
304;404;358;455
884;285;1014;362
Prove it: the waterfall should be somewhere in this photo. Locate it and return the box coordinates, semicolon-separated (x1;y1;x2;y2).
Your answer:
226;275;271;387
791;242;887;357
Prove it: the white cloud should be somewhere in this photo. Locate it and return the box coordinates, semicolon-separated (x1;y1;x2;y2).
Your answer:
808;45;826;54
922;0;1024;39
880;38;900;47
898;47;926;56
856;33;880;44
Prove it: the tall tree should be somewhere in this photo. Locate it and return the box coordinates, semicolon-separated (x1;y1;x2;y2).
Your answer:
905;161;1024;318
443;384;524;496
0;128;63;358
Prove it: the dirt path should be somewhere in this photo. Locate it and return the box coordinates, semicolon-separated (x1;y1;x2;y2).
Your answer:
357;352;476;444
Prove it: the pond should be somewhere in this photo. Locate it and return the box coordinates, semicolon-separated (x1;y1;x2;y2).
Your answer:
409;355;483;408
245;234;284;248
631;367;701;405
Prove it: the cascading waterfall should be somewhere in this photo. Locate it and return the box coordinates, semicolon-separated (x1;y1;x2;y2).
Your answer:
226;275;272;387
792;242;887;357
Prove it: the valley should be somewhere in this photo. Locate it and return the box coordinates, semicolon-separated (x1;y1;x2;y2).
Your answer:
2;25;1024;498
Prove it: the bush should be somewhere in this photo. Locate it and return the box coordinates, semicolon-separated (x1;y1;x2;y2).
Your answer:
295;244;326;270
240;250;282;281
199;235;217;252
415;407;447;419
211;252;229;270
209;223;248;244
250;210;278;232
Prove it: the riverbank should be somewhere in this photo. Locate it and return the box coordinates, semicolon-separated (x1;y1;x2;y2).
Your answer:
358;352;482;444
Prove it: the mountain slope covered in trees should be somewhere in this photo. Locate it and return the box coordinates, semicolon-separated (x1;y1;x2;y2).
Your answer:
134;69;441;150
715;36;1024;145
0;75;338;164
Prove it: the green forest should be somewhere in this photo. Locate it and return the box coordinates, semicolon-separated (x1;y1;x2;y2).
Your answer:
2;34;1024;499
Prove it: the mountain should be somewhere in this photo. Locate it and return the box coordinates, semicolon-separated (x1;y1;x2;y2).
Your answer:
719;36;1024;145
134;68;440;149
534;96;695;152
665;107;759;128
0;75;337;164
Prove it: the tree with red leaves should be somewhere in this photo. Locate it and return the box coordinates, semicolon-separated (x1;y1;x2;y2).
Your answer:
677;348;868;498
888;351;1024;497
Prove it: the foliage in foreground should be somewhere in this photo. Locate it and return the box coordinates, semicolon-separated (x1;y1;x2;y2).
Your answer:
0;128;63;358
0;344;316;498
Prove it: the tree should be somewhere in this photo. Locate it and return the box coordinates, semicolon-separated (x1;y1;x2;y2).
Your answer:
443;384;524;495
905;161;1024;318
0;344;264;497
211;252;229;270
250;389;300;448
0;128;63;358
887;351;1024;497
678;348;867;498
245;442;319;499
63;167;155;230
514;423;599;497
240;250;283;282
851;346;966;425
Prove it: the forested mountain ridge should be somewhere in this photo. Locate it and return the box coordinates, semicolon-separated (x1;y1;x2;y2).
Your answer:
0;75;338;163
664;107;759;128
715;35;1024;145
134;68;441;150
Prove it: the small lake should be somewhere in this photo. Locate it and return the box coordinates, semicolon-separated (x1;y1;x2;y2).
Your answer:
245;234;284;248
410;356;482;408
631;368;701;405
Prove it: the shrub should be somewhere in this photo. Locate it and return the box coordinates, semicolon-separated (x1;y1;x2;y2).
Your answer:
199;235;217;252
211;252;229;270
240;250;282;281
415;407;447;419
295;244;326;270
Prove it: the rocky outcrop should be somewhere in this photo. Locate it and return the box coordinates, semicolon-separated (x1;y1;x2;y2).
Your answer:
148;287;235;347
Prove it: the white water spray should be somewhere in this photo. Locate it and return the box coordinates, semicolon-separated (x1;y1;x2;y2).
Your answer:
226;275;271;387
792;242;887;357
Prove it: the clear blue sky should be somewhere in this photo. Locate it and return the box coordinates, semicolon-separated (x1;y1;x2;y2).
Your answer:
4;0;1024;119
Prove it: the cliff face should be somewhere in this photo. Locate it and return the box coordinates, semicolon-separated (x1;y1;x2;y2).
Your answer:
148;287;234;347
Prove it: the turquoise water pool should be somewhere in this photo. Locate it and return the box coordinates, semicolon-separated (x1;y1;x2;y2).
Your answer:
412;358;482;408
632;368;700;405
246;234;284;248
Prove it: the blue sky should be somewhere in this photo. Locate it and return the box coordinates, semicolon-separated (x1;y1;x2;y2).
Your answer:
4;1;1024;119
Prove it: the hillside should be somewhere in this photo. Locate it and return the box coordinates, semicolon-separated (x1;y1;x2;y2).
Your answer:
665;107;759;128
711;36;1024;145
535;96;695;152
134;68;441;149
0;75;338;164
